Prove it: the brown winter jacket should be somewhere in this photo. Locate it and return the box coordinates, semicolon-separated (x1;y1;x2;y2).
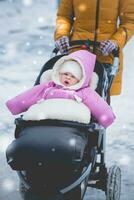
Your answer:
54;0;134;95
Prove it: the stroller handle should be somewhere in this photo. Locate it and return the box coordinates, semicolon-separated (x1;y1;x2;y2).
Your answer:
52;39;119;58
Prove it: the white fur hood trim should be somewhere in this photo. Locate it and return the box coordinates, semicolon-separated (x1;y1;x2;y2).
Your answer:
52;55;86;90
40;69;99;91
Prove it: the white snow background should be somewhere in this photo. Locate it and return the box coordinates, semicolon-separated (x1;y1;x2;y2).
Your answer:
0;0;134;199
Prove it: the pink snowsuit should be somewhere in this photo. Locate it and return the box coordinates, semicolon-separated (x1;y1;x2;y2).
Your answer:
6;50;115;128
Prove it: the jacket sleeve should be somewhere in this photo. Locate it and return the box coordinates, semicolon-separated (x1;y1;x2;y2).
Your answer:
83;88;116;128
54;0;74;40
111;0;134;49
6;82;51;115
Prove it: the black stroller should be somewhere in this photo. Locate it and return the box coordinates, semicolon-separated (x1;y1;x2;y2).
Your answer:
6;41;121;200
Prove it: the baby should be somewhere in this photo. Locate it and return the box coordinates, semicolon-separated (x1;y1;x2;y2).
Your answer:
59;62;81;87
6;50;115;128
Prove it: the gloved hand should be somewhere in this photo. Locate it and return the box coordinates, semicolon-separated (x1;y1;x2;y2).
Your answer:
99;40;118;56
55;36;70;54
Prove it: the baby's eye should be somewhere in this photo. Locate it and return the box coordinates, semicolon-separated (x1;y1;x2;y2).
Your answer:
64;73;69;76
71;75;75;79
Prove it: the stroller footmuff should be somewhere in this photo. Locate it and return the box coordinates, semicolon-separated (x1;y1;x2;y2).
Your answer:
6;121;89;197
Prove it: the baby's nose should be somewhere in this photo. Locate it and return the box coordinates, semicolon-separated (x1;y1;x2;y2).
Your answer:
66;75;71;79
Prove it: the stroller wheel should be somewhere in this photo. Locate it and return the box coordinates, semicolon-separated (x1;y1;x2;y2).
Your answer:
106;165;121;200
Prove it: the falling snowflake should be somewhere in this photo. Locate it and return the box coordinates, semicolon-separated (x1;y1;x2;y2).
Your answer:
51;148;56;152
69;138;76;146
38;16;45;24
118;154;131;166
122;124;127;129
26;42;31;46
22;0;33;6
39;35;44;40
2;179;15;192
0;135;11;153
37;50;43;55
1;49;6;55
32;60;37;65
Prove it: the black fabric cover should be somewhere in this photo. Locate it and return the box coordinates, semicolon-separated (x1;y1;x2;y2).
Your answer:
6;125;87;171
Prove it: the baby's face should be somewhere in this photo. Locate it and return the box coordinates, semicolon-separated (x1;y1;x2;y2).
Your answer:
59;72;79;87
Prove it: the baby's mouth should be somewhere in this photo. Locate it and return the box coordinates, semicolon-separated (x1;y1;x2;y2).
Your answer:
64;80;70;86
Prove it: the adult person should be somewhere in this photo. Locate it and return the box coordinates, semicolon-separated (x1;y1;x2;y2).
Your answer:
54;0;134;96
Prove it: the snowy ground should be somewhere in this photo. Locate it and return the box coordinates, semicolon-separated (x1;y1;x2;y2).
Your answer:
0;0;134;199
